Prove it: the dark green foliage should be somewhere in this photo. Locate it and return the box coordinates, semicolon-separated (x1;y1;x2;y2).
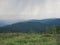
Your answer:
0;20;60;34
42;34;52;37
6;42;15;45
56;26;60;34
0;25;60;34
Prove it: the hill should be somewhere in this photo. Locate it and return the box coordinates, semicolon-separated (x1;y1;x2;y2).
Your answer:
0;18;60;33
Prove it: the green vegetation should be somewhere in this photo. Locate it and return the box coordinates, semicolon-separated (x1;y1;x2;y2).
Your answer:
0;25;60;45
0;33;60;45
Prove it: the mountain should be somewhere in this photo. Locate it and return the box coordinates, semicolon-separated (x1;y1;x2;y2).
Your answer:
0;21;7;27
0;20;23;27
0;18;60;33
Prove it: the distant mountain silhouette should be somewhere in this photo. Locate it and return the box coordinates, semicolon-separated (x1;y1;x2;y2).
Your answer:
0;21;7;27
0;18;60;33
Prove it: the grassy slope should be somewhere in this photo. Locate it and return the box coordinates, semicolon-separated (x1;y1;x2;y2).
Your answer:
0;33;60;45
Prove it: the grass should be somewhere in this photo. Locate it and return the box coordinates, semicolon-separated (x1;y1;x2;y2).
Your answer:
0;33;60;45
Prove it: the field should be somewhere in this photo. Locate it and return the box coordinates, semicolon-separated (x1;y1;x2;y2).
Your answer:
0;33;60;45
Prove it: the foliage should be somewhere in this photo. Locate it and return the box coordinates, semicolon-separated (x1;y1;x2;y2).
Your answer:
0;33;60;45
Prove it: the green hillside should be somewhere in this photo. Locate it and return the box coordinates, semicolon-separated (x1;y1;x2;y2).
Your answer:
0;19;60;45
0;19;60;33
0;33;60;45
0;26;60;45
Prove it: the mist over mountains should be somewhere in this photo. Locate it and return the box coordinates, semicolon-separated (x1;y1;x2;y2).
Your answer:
0;20;25;27
0;18;60;33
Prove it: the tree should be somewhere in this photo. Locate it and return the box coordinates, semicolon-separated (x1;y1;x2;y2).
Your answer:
51;25;56;34
44;27;50;34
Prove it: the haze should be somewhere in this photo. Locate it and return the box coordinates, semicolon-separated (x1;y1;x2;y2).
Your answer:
0;0;60;21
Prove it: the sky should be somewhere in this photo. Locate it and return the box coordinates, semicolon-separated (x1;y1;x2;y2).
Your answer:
0;0;60;21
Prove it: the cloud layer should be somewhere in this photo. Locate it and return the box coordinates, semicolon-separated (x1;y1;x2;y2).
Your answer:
0;0;60;20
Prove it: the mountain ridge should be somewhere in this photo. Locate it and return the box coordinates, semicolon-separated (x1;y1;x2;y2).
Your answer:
0;18;60;33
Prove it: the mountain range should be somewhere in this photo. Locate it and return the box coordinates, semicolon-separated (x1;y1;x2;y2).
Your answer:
0;18;60;33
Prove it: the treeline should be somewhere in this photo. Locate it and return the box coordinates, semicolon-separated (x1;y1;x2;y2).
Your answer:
0;25;60;34
41;25;60;34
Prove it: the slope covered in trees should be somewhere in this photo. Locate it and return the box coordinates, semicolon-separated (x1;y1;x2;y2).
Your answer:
0;19;60;33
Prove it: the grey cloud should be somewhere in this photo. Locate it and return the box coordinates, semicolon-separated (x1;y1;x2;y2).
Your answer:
0;0;60;20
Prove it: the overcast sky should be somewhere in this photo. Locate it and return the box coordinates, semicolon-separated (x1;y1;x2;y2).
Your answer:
0;0;60;20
